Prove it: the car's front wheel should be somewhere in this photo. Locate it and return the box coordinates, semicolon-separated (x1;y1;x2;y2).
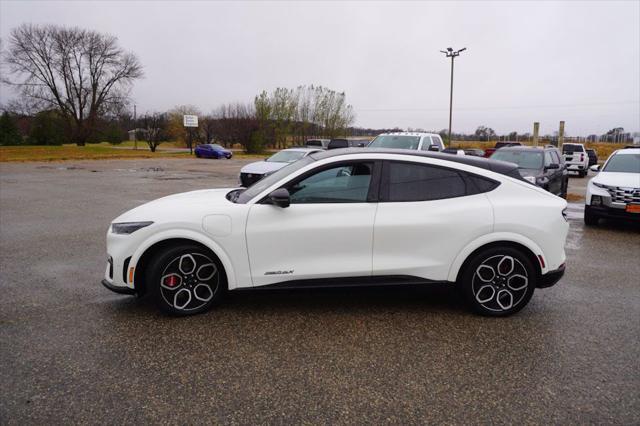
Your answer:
147;244;225;316
584;206;599;226
460;247;537;316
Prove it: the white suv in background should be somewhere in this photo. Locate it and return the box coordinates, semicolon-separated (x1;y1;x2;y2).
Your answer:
562;143;589;177
368;132;446;151
585;147;640;225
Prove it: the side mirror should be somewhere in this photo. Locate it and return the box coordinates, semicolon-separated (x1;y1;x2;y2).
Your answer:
545;163;560;170
590;164;600;172
428;145;440;152
268;188;290;208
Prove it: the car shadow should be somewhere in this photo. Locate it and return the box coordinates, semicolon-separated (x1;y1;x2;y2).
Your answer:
106;283;468;318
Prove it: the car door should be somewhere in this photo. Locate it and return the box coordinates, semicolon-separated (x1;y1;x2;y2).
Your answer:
372;160;494;281
245;160;379;287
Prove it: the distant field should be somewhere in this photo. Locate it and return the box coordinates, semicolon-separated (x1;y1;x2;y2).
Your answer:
1;140;630;163
451;141;629;161
0;145;191;162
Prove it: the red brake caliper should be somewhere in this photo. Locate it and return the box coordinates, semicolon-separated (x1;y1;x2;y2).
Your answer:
164;275;178;287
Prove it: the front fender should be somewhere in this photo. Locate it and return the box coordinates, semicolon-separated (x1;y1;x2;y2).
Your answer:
129;228;237;290
447;232;547;282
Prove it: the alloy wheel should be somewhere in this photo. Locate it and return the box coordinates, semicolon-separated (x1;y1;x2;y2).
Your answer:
159;253;219;312
471;255;529;312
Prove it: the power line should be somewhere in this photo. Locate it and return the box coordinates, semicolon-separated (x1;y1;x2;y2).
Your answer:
356;100;640;112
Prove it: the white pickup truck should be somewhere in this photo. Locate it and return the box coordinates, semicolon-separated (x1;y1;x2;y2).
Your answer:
562;143;589;177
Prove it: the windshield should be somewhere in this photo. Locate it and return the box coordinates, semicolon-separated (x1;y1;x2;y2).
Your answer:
235;156;316;203
368;135;420;150
603;153;640;173
491;150;543;170
562;144;584;153
266;150;307;163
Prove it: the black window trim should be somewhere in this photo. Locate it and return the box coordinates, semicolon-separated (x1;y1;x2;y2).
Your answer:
378;160;500;203
258;159;382;205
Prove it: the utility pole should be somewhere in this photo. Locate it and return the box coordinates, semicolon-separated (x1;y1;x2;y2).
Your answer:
133;104;137;150
440;47;466;145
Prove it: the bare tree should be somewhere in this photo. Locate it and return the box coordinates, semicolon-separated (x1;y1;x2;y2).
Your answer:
138;112;169;152
4;24;143;145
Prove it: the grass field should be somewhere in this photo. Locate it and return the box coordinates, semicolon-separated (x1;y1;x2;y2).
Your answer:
451;141;629;162
0;145;194;162
0;140;630;163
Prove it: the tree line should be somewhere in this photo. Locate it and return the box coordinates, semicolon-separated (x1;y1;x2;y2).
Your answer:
0;24;358;153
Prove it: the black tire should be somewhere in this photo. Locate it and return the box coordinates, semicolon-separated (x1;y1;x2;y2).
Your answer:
560;178;568;199
459;246;537;317
195;153;201;158
146;243;225;316
579;170;586;178
584;206;599;226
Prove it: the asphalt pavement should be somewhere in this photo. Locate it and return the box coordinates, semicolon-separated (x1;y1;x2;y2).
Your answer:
1;158;639;424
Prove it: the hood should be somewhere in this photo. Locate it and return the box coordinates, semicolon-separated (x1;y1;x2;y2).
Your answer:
240;160;288;175
113;188;233;223
592;171;640;188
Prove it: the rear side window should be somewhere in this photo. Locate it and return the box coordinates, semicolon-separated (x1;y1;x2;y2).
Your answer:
562;144;584;153
382;161;497;202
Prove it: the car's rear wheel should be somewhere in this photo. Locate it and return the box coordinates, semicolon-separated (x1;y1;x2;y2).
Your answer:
147;244;225;316
584;206;599;226
460;247;536;316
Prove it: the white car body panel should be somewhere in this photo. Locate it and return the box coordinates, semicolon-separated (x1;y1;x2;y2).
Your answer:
373;193;493;280
105;151;568;297
246;203;377;286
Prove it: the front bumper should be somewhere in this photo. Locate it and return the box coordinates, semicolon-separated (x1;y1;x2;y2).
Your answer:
101;279;136;295
586;204;640;222
538;263;566;288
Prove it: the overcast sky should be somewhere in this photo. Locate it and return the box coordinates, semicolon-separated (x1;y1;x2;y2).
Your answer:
1;0;639;135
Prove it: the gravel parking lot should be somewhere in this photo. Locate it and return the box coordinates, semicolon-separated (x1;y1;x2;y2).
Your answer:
1;158;639;424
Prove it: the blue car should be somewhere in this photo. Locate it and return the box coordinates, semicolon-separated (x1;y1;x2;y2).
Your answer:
194;144;233;159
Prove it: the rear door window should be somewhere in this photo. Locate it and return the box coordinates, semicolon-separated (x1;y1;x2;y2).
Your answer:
382;162;468;202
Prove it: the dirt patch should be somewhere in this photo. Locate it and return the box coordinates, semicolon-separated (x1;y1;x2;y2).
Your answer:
567;193;584;202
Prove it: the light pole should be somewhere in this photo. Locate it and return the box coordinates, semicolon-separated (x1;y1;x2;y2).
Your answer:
440;47;466;145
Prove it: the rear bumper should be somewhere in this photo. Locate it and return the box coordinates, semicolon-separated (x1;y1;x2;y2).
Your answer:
586;204;640;222
538;263;566;289
101;279;136;295
567;164;586;171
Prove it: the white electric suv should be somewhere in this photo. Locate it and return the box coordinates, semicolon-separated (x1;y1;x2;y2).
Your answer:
103;149;569;317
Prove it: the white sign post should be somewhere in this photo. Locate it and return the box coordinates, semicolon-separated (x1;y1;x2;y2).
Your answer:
183;115;198;128
183;115;198;154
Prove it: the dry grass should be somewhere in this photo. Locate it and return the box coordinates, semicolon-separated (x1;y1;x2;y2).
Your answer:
0;145;190;162
450;140;628;163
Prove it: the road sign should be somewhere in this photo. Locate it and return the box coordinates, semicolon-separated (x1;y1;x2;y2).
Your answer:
183;115;198;127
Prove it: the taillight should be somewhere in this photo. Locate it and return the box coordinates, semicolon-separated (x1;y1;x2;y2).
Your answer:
580;153;584;161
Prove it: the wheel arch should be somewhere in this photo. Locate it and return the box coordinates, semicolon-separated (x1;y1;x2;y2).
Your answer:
130;231;236;296
448;234;545;283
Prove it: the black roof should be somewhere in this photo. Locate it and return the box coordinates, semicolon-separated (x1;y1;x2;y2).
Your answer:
309;148;524;180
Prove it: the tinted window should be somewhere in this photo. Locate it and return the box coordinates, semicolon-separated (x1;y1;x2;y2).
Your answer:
420;136;434;151
288;162;373;204
562;144;584;153
491;150;543;170
369;135;420;150
385;162;469;202
235;156;315;204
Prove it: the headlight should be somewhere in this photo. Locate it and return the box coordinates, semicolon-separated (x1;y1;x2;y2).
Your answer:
111;221;153;234
523;176;536;184
593;182;606;189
